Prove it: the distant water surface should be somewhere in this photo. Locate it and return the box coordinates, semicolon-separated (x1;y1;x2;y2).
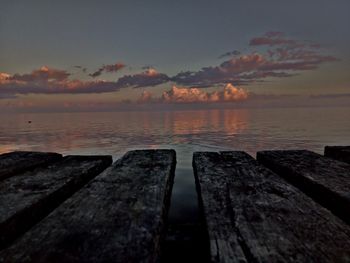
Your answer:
1;107;349;157
0;107;349;260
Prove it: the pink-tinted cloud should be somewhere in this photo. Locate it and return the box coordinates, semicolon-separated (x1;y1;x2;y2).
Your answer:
249;32;298;47
89;63;125;77
138;84;248;104
172;33;338;87
9;66;70;82
171;53;292;86
249;31;324;50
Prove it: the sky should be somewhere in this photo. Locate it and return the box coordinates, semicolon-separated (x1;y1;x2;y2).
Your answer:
1;0;349;112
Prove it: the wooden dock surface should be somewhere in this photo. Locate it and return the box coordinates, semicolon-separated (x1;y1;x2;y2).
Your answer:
0;146;349;262
0;155;112;250
257;150;350;224
325;146;350;164
193;151;350;263
0;150;176;263
0;151;62;181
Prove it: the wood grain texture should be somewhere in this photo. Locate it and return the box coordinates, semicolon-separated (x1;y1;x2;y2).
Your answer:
0;149;176;263
257;150;350;224
194;151;350;263
0;155;112;250
0;151;62;181
325;146;350;164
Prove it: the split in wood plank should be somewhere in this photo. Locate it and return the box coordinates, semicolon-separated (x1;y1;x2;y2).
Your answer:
0;151;62;181
0;149;176;263
0;155;112;250
325;146;350;164
257;150;350;225
193;151;350;263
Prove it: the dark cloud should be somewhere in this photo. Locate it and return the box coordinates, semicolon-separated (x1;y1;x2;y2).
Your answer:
218;50;241;59
0;67;169;96
89;69;103;78
142;65;154;70
171;54;270;87
89;63;125;78
0;67;120;95
115;69;170;89
74;65;87;73
0;93;17;99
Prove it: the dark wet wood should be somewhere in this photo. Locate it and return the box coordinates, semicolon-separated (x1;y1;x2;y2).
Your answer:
325;146;350;164
193;151;350;263
257;150;350;224
0;151;62;181
0;149;176;263
0;155;112;250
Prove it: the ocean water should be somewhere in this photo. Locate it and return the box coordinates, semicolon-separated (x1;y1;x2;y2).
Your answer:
2;107;349;157
1;107;349;260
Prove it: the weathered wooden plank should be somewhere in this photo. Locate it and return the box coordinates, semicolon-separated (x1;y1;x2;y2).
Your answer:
194;151;350;263
257;150;350;224
0;149;176;263
0;155;112;250
325;146;350;164
0;151;62;181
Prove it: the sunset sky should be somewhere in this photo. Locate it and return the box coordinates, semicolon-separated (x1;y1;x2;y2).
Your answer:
1;0;349;112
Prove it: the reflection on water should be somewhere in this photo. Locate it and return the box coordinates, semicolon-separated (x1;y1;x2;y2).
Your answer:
0;107;349;260
2;110;241;160
1;107;349;158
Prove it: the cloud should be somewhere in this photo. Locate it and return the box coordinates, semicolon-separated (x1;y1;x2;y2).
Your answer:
0;67;171;96
249;31;324;50
115;68;170;89
249;32;298;47
0;66;120;95
89;63;125;78
137;90;153;103
171;53;286;87
138;83;248;104
0;32;339;99
218;50;241;59
74;65;87;73
171;33;338;87
0;93;17;99
9;66;70;82
142;65;155;70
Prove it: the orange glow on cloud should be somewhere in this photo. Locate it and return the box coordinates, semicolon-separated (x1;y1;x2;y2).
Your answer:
137;84;248;104
145;68;159;76
162;84;248;103
138;90;153;102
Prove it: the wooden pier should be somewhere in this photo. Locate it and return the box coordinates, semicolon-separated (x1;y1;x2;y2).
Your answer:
0;147;349;262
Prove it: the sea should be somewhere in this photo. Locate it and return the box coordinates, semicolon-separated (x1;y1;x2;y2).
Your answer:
1;106;349;261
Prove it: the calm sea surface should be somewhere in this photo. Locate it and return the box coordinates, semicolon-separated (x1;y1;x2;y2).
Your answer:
1;107;349;157
1;107;349;260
